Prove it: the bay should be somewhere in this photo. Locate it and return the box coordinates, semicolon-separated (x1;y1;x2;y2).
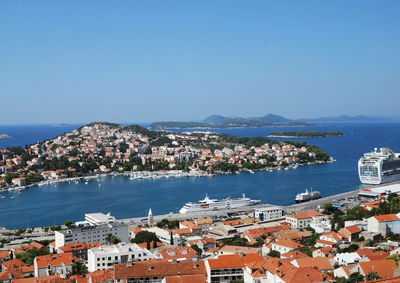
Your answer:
0;122;399;229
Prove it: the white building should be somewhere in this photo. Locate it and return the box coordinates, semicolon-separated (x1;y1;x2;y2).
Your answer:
254;206;284;222
87;243;154;272
334;252;364;266
144;227;180;246
55;222;129;249
367;214;400;235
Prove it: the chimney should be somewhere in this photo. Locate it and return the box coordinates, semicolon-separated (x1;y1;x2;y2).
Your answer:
172;258;178;264
193;261;199;268
148;263;152;270
127;261;133;266
239;252;244;258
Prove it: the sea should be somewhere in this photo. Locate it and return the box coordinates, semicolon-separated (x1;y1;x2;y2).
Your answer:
0;122;399;229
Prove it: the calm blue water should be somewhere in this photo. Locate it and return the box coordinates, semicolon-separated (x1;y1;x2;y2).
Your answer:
0;123;399;229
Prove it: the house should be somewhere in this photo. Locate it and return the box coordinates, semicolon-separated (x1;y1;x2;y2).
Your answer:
333;252;364;266
154;246;197;262
243;257;330;283
57;242;102;260
312;247;335;258
291;257;334;272
34;253;79;277
367;214;400;235
352;259;399;279
268;239;304;255
11;177;26;187
88;243;154;272
217;245;260;256
339;225;362;241
285;210;323;229
206;253;263;283
114;260;206;283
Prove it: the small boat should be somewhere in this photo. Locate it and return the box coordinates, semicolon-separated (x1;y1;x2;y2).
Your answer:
10;196;15;199
0;196;5;199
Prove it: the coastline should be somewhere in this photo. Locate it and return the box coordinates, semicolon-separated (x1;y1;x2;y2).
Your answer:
268;135;342;138
0;159;334;194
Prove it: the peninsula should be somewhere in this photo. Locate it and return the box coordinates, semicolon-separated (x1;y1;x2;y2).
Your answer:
0;122;332;191
269;130;343;138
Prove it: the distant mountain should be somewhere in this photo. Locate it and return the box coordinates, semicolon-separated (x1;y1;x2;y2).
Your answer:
203;115;230;124
302;115;398;123
251;114;292;123
149;114;312;130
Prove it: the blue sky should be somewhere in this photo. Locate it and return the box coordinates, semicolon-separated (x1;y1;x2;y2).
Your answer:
0;0;399;124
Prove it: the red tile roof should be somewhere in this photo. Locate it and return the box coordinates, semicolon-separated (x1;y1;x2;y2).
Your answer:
35;253;79;268
293;257;334;271
374;214;400;222
359;259;398;279
165;274;207;283
273;239;304;249
208;253;264;269
2;258;26;270
114;261;206;279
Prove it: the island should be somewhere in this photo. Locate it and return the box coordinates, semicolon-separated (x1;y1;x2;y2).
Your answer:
0;122;333;191
268;130;343;138
0;134;11;140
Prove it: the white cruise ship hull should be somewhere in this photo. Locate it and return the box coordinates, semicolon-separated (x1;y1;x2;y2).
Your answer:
179;195;260;214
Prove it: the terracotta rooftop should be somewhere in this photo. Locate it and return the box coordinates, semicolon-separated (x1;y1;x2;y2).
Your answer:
273;239;304;249
374;214;400;222
293;257;334;271
2;258;26;270
114;260;206;279
35;253;79;268
208;253;264;269
359;259;398;279
164;274;207;283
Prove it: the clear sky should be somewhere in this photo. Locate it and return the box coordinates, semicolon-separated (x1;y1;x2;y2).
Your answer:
1;0;399;124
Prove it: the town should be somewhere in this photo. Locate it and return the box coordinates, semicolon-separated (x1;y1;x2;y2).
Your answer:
0;122;331;191
0;182;399;282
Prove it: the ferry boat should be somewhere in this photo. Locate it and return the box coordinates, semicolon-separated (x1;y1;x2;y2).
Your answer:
358;148;400;185
295;188;321;203
179;193;260;213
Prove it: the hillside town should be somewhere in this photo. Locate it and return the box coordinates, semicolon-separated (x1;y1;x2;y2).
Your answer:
0;123;330;191
1;182;400;282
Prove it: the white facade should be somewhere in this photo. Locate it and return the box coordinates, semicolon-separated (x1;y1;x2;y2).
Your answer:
254;207;284;222
334;252;363;266
144;227;180;246
87;243;154;272
55;223;129;249
285;215;312;229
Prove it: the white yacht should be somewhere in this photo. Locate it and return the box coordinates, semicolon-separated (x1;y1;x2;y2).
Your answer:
358;148;400;185
179;193;260;213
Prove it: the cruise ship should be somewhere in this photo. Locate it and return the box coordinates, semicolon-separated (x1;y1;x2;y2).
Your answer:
358;148;400;185
179;193;260;214
295;189;321;203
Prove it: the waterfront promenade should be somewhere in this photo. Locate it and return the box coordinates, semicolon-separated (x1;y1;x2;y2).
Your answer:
119;190;358;225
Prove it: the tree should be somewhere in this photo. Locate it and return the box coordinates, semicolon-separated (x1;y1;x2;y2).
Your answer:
132;231;159;244
152;239;158;249
170;231;174;245
191;244;202;259
267;250;280;258
64;220;73;227
106;234;121;245
347;272;365;283
146;241;151;250
366;271;380;281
